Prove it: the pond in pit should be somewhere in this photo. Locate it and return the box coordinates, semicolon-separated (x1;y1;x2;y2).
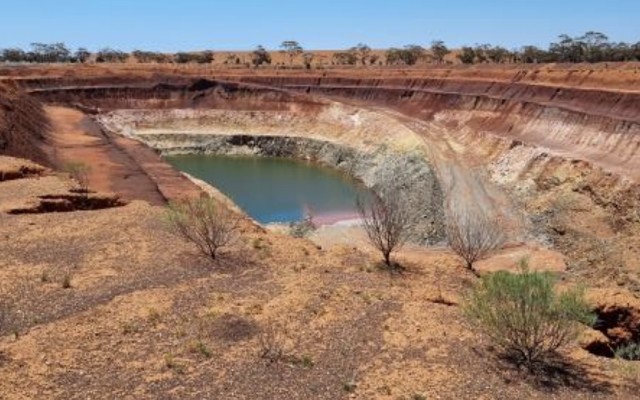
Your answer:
165;154;373;225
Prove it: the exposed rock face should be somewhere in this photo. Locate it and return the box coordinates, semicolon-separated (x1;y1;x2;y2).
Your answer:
220;75;640;182
0;82;50;164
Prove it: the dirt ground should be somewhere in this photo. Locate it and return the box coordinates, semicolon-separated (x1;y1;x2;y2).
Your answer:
0;157;638;400
1;64;640;399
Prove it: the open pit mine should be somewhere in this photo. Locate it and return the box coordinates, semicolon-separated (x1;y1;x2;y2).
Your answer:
0;63;639;399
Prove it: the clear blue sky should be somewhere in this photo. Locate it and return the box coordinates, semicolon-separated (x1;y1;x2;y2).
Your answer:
1;0;638;51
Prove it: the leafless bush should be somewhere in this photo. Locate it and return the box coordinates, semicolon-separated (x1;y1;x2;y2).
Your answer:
166;196;242;261
447;206;505;273
63;161;91;194
257;320;294;363
0;293;16;337
356;189;414;268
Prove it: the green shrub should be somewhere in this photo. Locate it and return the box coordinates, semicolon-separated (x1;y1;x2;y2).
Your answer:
464;264;595;366
188;340;213;359
299;354;314;368
615;342;640;361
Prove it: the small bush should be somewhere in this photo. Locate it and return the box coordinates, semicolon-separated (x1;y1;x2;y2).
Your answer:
146;308;162;327
121;321;141;335
258;321;290;363
252;237;269;250
0;279;41;338
299;354;314;368
356;187;414;268
0;294;17;337
446;206;505;273
187;340;213;359
62;161;91;194
164;354;186;374
342;378;357;393
166;196;242;261
464;263;594;367
288;214;316;238
615;342;640;361
61;274;72;289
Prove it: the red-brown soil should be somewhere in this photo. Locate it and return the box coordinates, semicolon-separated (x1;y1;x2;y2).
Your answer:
41;106;200;205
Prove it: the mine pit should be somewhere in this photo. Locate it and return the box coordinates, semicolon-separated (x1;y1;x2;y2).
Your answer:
1;63;640;399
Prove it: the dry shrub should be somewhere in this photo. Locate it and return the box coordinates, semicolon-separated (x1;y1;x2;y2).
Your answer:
62;161;91;194
257;320;296;363
446;206;505;273
0;278;41;337
615;342;640;361
356;188;414;268
166;196;242;261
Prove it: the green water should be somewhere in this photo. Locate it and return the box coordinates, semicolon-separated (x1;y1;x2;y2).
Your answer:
165;154;372;224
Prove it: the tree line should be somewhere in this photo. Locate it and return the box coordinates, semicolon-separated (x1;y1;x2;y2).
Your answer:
0;43;215;64
1;33;639;66
458;31;640;64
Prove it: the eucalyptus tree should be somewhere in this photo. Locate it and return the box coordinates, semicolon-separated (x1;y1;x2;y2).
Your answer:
280;40;303;65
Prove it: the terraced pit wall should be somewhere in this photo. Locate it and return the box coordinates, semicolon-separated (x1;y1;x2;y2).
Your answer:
214;74;640;227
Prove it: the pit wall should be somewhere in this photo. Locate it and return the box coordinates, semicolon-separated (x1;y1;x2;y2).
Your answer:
221;75;640;122
97;106;446;244
0;82;50;164
219;76;640;180
22;75;640;181
184;75;640;278
210;75;640;219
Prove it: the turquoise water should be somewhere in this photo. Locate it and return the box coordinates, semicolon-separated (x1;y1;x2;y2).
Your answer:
165;154;372;224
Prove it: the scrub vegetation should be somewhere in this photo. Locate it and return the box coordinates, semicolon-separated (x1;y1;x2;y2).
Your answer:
356;189;414;268
446;206;506;274
166;196;242;261
464;262;595;367
1;55;639;399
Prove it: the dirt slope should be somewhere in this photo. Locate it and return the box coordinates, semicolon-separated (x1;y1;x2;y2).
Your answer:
42;106;200;204
0;82;50;164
